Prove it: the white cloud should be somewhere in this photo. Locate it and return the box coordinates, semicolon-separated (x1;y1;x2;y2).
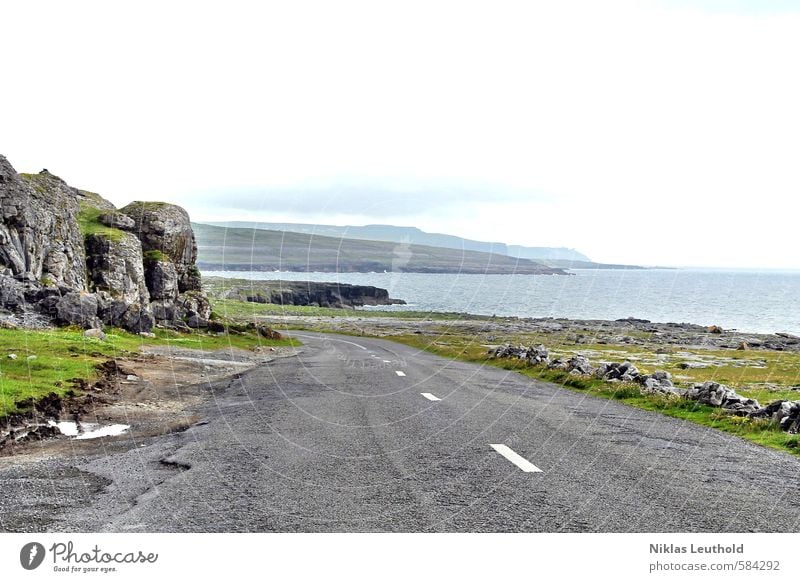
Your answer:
1;0;798;267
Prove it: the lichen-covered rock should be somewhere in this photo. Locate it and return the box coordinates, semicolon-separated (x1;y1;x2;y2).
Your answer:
1;155;208;333
54;292;101;329
175;290;212;328
489;343;549;365
150;291;210;329
547;357;569;371
750;400;800;433
0;273;26;312
684;381;761;415
639;371;682;396
527;344;549;365
83;328;107;340
489;344;522;359
539;352;596;375
143;255;179;301
98;212;136;231
257;325;283;340
120;202;200;293
148;299;177;325
0;158;86;290
77;189;116;213
566;354;593;375
597;361;640;382
685;381;732;407
85;233;150;307
118;303;155;333
95;292;154;333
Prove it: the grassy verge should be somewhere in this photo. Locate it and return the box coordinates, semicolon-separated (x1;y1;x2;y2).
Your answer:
384;333;800;456
404;327;800;402
0;326;296;418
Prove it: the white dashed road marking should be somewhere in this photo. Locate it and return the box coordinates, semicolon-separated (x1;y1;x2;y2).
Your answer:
421;393;441;401
490;444;543;473
395;371;406;377
293;334;368;350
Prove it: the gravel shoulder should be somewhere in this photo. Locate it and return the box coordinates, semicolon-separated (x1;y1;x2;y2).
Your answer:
0;344;300;532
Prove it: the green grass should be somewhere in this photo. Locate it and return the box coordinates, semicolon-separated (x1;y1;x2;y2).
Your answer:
123;201;169;211
77;202;126;242
383;333;800;456
403;328;800;402
143;250;169;262
0;326;296;419
210;297;487;321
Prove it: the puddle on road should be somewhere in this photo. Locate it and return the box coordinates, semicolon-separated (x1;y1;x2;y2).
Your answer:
49;421;130;440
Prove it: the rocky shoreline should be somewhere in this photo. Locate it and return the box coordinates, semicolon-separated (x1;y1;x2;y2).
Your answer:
204;276;406;309
499;316;800;352
243;310;800;354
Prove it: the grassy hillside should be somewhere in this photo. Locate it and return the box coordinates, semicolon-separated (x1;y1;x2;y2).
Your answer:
207;221;593;263
193;223;565;275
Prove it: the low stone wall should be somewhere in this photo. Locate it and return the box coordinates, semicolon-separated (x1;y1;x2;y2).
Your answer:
490;343;800;433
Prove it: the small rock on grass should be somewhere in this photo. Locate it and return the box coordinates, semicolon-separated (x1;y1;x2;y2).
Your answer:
83;328;107;341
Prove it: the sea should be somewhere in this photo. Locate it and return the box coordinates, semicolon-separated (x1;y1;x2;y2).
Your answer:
202;268;800;336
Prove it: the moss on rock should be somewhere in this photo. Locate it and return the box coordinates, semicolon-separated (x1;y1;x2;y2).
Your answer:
78;202;126;242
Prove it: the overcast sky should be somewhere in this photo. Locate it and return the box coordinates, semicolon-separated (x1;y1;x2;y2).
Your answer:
2;0;798;268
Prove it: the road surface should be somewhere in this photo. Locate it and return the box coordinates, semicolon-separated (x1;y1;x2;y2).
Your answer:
3;332;800;532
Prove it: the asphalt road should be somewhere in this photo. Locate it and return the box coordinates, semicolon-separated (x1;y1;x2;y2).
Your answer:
8;332;800;532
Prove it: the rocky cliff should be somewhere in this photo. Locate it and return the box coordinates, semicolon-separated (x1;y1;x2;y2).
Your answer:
0;155;211;333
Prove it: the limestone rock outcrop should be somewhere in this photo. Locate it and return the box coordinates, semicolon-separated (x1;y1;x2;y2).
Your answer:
120;202;201;293
0;155;210;333
84;232;155;332
0;159;86;291
85;233;150;306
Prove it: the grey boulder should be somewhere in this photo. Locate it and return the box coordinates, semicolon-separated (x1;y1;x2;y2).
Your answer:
54;292;101;329
685;381;761;415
